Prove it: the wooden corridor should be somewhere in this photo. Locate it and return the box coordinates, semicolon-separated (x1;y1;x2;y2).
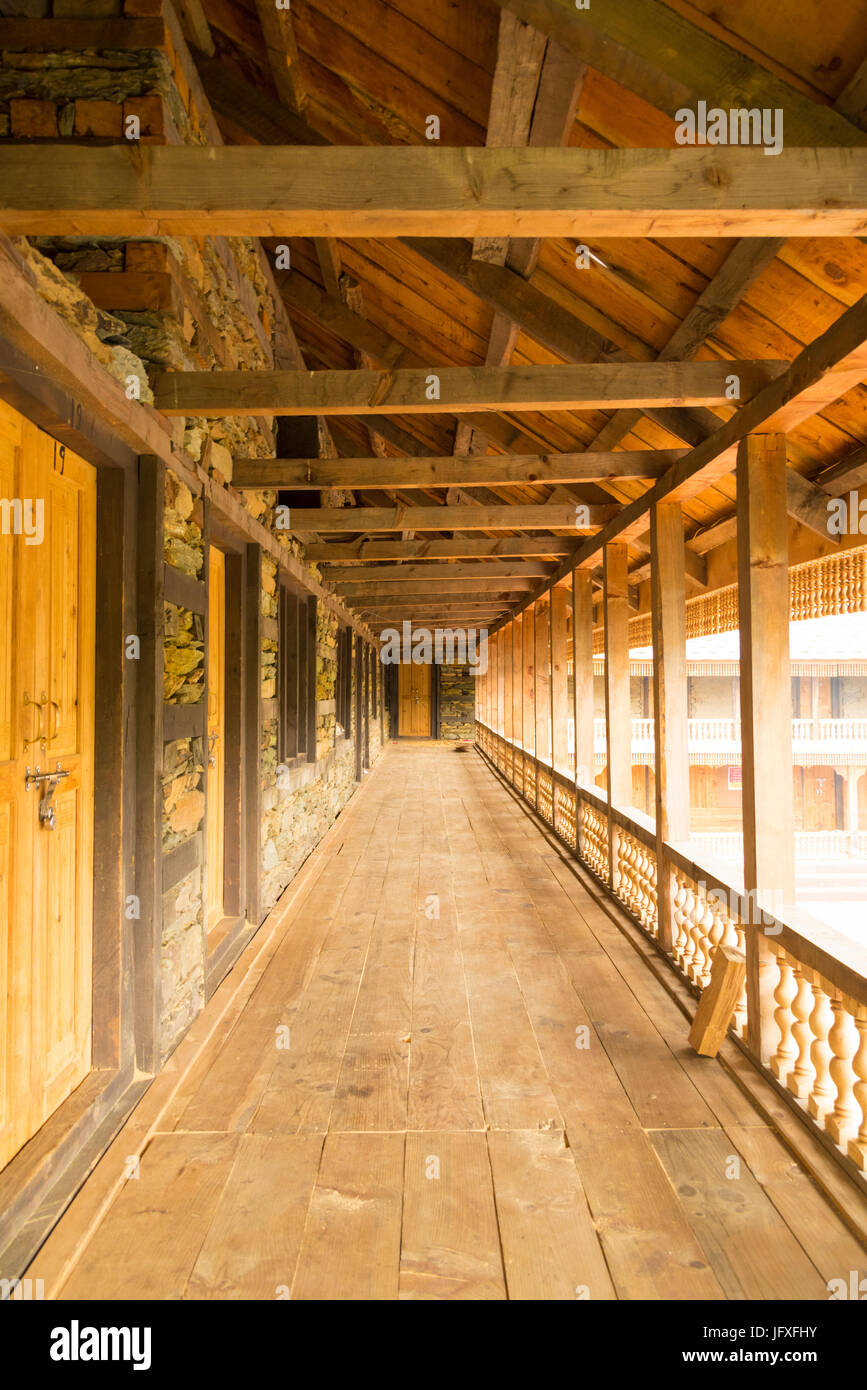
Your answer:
33;743;867;1301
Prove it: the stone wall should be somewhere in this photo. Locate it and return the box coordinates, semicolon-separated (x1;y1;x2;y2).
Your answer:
5;15;384;1065
439;663;476;740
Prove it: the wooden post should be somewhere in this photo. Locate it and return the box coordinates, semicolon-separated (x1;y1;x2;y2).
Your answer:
550;582;570;775
523;603;535;757
535;594;551;796
572;570;594;790
737;433;795;1062
503;620;513;762
603;543;630;884
512;613;523;756
134;455;164;1073
243;543;262;927
651;501;690;954
497;628;506;736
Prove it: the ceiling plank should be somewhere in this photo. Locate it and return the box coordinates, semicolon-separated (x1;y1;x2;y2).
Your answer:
231;448;687;490
152;361;786;416
493;0;867;147
4;146;866;238
335;579;538;596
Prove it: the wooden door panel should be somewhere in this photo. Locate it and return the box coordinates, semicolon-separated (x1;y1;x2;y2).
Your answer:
398;663;431;736
0;407;95;1173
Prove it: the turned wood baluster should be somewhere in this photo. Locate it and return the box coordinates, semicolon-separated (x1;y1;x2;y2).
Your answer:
826;998;860;1146
672;871;689;974
807;979;836;1124
770;951;798;1084
787;964;816;1099
847;1006;867;1170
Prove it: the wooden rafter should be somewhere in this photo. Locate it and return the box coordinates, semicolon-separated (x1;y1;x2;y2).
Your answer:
151;361;786;416
283;504;610;532
3;146;866;238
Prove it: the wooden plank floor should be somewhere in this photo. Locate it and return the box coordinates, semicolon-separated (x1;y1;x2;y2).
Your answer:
46;744;867;1299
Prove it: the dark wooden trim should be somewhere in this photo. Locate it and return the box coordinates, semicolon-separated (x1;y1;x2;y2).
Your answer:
134;455;165;1074
433;662;442;739
162;834;201;894
306;596;318;762
243;543;262;926
163;562;206;614
204;916;255;999
354;636;363;780
163;701;206;741
91;465;133;1071
222;552;245;920
0;337;137;473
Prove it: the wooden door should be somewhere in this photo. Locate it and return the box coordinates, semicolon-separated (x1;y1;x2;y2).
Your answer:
398;662;432;737
206;545;226;934
0;401;96;1172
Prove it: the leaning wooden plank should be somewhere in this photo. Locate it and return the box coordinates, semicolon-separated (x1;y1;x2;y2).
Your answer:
688;945;747;1057
152;361;785;416
2;146;866;238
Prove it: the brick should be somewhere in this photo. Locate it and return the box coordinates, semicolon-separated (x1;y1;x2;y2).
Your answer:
74;100;123;138
9;99;57;139
123;94;167;142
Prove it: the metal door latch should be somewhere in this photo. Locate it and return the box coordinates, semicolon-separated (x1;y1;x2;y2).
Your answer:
25;764;69;831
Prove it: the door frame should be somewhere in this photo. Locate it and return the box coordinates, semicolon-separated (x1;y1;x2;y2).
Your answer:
397;661;435;738
0;345;141;1272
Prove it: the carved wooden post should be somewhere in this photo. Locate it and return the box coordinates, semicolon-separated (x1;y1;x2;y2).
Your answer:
651;501;690;954
737;433;795;1062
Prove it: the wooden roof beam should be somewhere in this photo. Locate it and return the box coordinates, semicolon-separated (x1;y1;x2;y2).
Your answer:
231;449;686;491
284;503;610;533
322;562;555;583
3;146;866;238
305;537;580;562
152;361;787;416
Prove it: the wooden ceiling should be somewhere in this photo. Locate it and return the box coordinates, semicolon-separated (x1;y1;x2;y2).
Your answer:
143;1;867;626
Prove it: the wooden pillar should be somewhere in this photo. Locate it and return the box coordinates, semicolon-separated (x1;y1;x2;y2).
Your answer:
550;583;570;775
523;603;535;756
651;501;690;953
535;594;551;779
243;543;263;927
503;620;513;747
737;433;795;1061
512;613;523;752
604;543;631;808
134;455;164;1073
497;628;506;736
604;543;631;885
572;570;594;788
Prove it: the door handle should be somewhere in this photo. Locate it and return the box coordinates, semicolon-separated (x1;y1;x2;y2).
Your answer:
25;763;70;832
22;691;48;752
208;729;220;767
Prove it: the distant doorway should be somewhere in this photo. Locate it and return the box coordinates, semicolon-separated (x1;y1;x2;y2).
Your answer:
398;663;432;737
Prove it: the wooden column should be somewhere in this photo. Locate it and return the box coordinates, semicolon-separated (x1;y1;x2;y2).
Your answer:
651;501;690;953
550;582;570;775
604;543;631;885
737;432;795;1061
500;622;508;750
354;635;363;778
572;570;594;788
523;603;535;757
512;613;523;753
134;455;164;1073
497;629;506;735
243;543;262;927
535;594;551;785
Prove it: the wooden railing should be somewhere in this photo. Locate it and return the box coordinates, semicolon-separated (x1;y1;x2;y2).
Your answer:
476;720;867;1180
